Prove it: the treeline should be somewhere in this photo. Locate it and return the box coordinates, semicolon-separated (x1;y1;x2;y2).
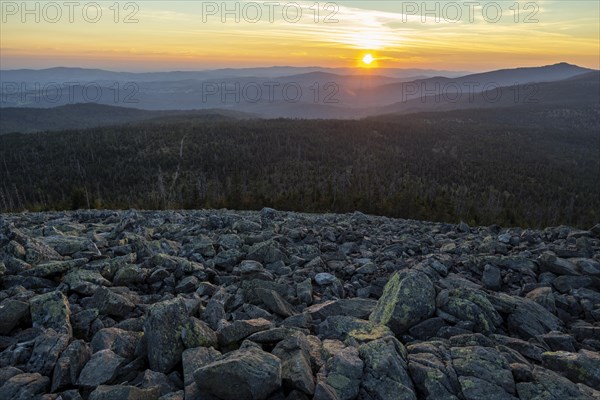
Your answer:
1;106;599;228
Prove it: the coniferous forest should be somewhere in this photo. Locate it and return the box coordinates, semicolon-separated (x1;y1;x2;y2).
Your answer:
1;105;598;228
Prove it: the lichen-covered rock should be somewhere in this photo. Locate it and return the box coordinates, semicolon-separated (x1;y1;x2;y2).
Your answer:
451;346;517;399
29;291;72;335
143;298;188;373
359;337;416;400
25;329;70;376
323;346;364;400
542;349;600;390
369;270;436;334
439;288;502;334
273;334;315;395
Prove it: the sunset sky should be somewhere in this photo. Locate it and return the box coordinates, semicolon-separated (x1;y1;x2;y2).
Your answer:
1;0;598;71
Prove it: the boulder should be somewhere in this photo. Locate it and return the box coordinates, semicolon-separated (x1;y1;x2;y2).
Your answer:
194;346;282;400
29;291;72;335
144;298;188;373
369;270;436;334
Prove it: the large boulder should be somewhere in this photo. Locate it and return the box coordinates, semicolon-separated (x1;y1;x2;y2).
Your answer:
77;349;126;387
194;346;282;400
359;337;416;400
542;350;600;390
29;291;72;335
25;329;70;376
0;299;29;335
439;288;502;334
451;346;517;400
272;334;315;395
143;298;188;373
370;271;436;334
51;340;91;392
323;346;364;400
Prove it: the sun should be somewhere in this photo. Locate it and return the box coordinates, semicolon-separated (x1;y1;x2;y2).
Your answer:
362;54;374;65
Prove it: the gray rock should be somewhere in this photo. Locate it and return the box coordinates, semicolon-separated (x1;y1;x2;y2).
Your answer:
25;329;70;376
144;298;188;373
88;385;160;400
0;299;29;335
315;273;338;286
0;373;50;400
88;287;135;318
77;349;125;387
440;288;502;333
91;327;142;359
181;317;217;349
218;318;272;347
273;334;315;395
297;278;313;305
370;270;436;334
256;287;297;317
542;349;600;390
307;298;377;321
451;346;517;399
194;346;282;400
29;291;72;335
482;265;502;290
51;340;91;392
539;252;580;276
359;337;416;400
324;346;364;400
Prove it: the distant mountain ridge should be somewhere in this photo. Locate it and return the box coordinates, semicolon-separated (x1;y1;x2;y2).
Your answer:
0;104;254;134
0;63;597;121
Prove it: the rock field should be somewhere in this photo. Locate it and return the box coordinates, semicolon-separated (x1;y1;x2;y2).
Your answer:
0;209;599;400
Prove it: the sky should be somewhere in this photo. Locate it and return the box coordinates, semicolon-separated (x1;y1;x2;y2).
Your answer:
1;0;599;72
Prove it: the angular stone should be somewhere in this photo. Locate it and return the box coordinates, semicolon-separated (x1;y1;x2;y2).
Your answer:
88;287;135;318
324;346;364;400
273;335;315;395
0;373;50;400
306;298;377;321
317;316;371;341
315;273;338;286
542;350;600;390
51;340;91;392
218;318;272;347
182;346;221;386
370;270;436;334
181;317;217;349
29;291;72;335
440;288;502;333
539;252;580;276
451;346;516;398
91;327;143;359
0;299;29;335
256;287;297;317
194;347;282;400
88;385;160;400
482;265;502;290
26;329;70;376
297;278;313;305
144;298;188;373
77;349;125;387
359;337;416;400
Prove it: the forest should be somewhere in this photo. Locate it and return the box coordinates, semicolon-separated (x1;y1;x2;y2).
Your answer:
1;104;598;228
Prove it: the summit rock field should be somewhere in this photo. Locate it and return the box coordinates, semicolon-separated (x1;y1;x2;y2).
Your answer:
0;209;599;400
